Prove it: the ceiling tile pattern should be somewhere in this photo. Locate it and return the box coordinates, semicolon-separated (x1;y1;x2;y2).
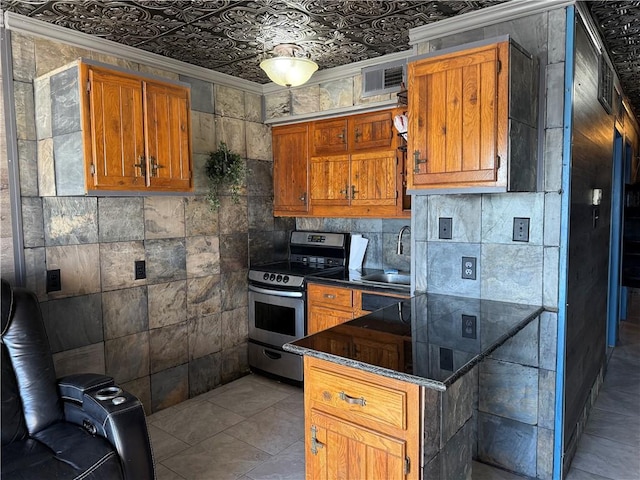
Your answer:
3;1;639;120
587;1;640;121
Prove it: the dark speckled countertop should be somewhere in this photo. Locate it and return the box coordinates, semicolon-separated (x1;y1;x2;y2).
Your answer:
284;292;543;391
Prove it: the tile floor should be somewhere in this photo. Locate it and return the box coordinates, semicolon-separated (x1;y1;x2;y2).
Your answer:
566;299;640;480
149;313;640;480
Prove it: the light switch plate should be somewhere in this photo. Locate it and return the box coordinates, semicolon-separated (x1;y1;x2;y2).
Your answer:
438;217;452;239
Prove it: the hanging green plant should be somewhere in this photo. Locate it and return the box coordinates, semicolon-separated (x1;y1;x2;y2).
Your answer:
205;142;245;210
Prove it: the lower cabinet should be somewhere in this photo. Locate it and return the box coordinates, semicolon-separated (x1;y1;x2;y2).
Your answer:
307;284;355;335
304;356;420;480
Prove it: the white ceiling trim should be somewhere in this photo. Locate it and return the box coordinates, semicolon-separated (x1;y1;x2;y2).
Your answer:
3;11;264;95
409;0;575;45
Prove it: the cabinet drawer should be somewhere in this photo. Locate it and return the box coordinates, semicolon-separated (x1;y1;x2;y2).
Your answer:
306;363;408;431
308;284;353;308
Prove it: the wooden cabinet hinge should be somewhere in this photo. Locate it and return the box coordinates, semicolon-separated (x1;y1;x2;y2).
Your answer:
404;456;411;474
90;163;95;176
496;155;501;169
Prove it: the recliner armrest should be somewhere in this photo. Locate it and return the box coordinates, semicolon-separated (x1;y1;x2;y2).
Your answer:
58;373;114;403
61;381;155;480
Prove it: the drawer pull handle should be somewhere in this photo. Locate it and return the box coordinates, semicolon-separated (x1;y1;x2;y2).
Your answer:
324;294;336;299
339;391;366;406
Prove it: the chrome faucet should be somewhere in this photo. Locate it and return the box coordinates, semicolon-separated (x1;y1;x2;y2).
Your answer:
396;225;411;255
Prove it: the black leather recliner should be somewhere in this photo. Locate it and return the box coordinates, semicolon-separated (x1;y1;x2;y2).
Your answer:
1;279;155;479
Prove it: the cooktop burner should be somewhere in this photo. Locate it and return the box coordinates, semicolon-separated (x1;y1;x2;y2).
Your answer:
248;231;350;289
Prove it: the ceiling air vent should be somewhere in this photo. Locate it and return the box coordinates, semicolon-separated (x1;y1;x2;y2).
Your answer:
362;59;406;97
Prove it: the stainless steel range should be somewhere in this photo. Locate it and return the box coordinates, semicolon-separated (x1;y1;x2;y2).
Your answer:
248;231;350;383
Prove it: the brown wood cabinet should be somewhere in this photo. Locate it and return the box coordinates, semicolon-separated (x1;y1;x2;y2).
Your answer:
272;123;309;215
272;108;409;218
307;283;410;371
304;356;419;480
81;62;192;192
307;284;355;334
310;111;394;157
407;39;538;192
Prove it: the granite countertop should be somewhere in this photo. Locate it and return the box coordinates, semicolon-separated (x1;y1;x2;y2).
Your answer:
284;292;544;391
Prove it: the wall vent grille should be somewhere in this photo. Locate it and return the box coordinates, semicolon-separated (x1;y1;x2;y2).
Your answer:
362;59;406;97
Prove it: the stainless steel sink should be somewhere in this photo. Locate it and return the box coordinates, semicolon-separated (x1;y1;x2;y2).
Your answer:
360;272;411;287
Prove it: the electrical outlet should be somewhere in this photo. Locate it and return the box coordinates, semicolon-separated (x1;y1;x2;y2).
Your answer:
462;314;477;339
461;256;476;280
135;260;146;280
513;217;530;242
46;269;62;292
438;217;453;239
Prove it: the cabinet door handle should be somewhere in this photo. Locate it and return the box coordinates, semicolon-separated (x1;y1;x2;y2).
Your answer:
149;156;164;177
339;391;366;406
413;150;427;173
351;185;358;199
133;156;147;178
310;425;324;455
339;185;350;199
299;192;307;205
337;129;346;142
323;293;336;299
354;128;362;142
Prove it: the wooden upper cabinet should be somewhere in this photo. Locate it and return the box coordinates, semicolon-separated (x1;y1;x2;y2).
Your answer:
311;118;348;156
85;67;145;190
408;42;506;188
311;112;394;156
144;82;192;191
272;123;309;215
350;110;394;151
407;39;537;192
82;62;192;192
272;107;409;217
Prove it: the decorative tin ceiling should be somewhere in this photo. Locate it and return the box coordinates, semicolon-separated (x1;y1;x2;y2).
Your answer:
2;1;639;119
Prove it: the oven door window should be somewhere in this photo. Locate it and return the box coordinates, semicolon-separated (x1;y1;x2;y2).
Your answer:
254;300;297;336
249;289;305;345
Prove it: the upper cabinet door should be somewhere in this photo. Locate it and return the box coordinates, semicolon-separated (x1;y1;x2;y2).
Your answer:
311;118;348;156
272;123;309;215
144;82;192;191
350;111;394;151
83;62;192;193
408;41;508;188
86;67;145;190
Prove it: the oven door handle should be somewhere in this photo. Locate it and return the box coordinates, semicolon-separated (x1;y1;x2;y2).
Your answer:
249;285;304;298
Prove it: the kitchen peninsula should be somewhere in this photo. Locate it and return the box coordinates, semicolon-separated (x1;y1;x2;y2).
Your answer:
285;293;544;479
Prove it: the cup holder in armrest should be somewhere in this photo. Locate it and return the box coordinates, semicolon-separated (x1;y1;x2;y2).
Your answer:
95;386;123;401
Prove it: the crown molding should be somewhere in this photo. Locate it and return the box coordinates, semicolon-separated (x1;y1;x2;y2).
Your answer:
3;11;264;95
409;0;575;45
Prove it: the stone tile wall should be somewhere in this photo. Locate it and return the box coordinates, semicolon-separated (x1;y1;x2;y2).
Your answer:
410;10;565;479
5;31;292;413
476;313;557;479
271;8;565;480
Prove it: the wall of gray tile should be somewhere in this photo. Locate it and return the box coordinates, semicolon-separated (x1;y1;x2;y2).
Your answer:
278;8;565;480
6;31;292;413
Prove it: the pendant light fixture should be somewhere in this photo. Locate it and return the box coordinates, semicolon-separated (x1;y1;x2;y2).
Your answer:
259;44;318;87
